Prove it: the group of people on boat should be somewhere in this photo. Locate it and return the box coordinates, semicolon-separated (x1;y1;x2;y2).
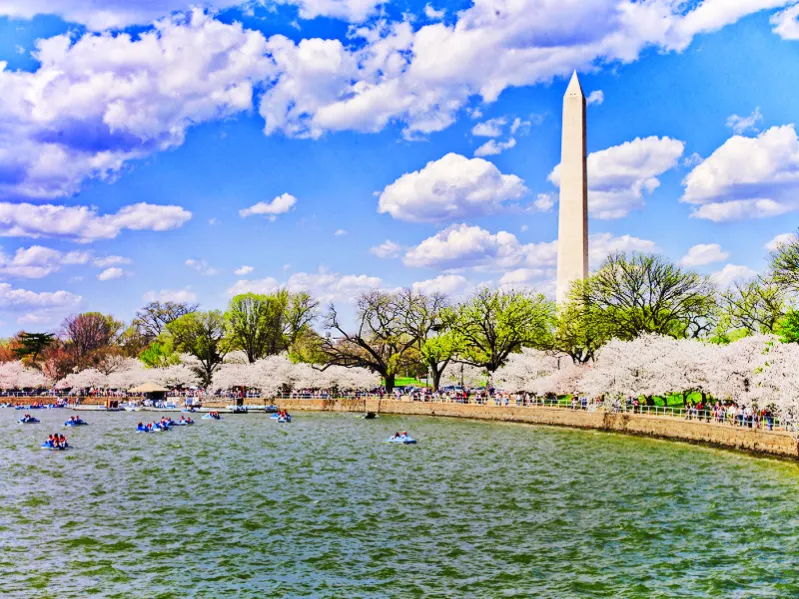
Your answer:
64;415;87;426
16;402;47;410
387;431;416;444
42;434;68;450
136;415;193;432
205;411;222;420
19;413;39;424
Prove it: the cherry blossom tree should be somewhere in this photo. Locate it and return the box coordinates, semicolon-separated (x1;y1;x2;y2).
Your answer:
0;361;51;390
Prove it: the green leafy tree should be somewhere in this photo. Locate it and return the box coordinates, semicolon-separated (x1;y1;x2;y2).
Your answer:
577;252;717;340
776;309;799;343
139;339;181;368
769;230;799;292
133;301;198;343
552;295;610;363
225;291;318;362
226;292;284;363
13;332;55;365
166;311;229;386
719;277;786;335
448;288;555;382
420;332;459;391
289;329;329;364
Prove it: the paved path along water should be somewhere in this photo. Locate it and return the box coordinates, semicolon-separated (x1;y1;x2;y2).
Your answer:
1;409;798;598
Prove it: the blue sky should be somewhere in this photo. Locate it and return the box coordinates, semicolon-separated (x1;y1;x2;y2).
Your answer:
1;0;799;334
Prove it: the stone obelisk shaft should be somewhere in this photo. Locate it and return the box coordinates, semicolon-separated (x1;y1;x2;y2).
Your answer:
555;71;588;304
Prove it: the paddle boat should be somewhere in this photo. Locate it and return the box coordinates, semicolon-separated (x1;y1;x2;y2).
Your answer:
18;414;40;424
41;442;70;451
64;416;88;427
174;416;194;426
277;415;292;423
136;421;169;432
384;432;417;445
202;411;222;420
41;435;69;450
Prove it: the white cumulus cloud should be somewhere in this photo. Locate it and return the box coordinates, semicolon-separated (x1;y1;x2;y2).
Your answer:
588;232;660;269
0;2;788;197
412;274;470;296
679;243;729;267
424;3;445;19
0;282;81;310
0;245;90;278
771;4;799;39
370;240;404;259
766;232;796;252
234;265;254;275
185;259;219;276
240;193;298;220
378;153;527;223
228;267;383;303
93;255;132;268
0;10;275;199
142;288;198;303
726;107;763;134
682;125;799;221
0;202;191;242
97;267;127;281
471;117;507;137
403;224;658;273
474;138;516;157
550;136;685;219
711;264;758;288
587;90;604;106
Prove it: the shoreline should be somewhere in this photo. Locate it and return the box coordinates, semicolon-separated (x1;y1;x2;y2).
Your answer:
11;396;799;460
270;398;799;461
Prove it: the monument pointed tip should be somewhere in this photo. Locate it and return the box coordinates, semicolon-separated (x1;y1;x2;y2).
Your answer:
566;71;583;96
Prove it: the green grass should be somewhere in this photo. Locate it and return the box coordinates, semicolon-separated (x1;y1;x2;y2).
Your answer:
392;377;430;387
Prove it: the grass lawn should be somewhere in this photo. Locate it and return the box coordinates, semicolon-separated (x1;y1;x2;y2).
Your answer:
391;377;431;387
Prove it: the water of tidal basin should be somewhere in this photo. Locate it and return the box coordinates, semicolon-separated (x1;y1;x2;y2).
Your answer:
1;410;798;598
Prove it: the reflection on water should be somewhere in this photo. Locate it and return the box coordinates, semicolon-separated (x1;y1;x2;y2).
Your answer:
1;410;798;598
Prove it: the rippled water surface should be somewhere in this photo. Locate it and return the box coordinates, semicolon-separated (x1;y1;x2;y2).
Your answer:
1;409;799;598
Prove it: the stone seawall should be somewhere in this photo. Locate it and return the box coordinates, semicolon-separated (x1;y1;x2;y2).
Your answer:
272;398;799;460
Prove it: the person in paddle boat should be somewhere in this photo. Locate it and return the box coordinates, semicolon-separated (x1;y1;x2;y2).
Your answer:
45;434;68;449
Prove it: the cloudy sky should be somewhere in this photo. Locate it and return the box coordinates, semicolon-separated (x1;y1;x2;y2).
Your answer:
0;0;798;334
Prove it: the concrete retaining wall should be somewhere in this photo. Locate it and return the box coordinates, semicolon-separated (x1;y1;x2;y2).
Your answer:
272;398;799;460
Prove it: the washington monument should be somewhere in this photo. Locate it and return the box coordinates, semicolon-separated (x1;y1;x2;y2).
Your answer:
555;71;588;304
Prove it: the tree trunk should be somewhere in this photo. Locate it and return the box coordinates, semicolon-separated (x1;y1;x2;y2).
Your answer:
432;370;442;393
385;373;395;394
